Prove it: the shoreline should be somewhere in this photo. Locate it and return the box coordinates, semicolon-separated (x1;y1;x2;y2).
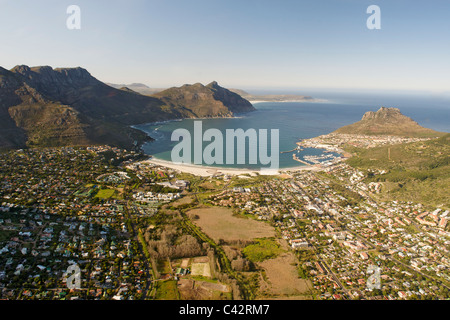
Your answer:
131;111;256;147
131;110;258;130
141;157;320;177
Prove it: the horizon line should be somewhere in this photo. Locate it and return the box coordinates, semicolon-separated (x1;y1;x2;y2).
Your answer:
3;63;449;96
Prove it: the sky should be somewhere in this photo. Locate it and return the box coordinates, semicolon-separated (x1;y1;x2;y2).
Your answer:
1;0;450;93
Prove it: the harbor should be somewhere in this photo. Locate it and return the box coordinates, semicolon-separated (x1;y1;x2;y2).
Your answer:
292;153;312;165
291;139;344;167
281;146;303;154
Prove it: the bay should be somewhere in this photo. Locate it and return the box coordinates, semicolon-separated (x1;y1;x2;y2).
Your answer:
135;92;450;170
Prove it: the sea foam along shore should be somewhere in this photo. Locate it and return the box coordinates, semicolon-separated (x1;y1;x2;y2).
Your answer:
142;157;320;177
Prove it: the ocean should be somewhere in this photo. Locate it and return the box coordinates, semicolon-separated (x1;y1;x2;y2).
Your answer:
135;91;450;170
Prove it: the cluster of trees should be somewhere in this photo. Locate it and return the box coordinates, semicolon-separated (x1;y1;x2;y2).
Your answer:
144;224;204;259
231;257;251;272
146;183;180;194
221;241;253;272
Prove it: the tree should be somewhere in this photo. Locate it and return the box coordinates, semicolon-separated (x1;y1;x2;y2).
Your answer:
231;257;250;272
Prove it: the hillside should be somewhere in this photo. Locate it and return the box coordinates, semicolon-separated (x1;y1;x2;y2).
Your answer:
334;107;445;138
153;81;255;118
0;65;254;150
347;133;450;208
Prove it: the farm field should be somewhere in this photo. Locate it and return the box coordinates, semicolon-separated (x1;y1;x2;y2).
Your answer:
259;251;312;299
186;207;275;242
242;238;313;299
178;279;231;300
186;207;312;299
154;280;180;300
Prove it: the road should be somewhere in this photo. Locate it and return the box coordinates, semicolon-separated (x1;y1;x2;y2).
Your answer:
124;201;153;299
265;181;352;299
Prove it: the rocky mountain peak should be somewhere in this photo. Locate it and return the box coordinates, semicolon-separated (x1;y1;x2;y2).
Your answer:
335;107;442;138
11;65;94;84
206;81;219;88
10;65;32;75
362;107;402;121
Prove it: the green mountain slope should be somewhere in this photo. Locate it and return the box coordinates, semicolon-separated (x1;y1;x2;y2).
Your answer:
347;133;450;208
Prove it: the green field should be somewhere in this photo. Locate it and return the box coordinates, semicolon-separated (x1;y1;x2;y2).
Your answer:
242;238;284;262
94;188;116;199
154;280;180;300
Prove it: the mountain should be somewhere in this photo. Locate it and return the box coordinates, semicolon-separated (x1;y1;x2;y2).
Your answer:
0;67;28;149
152;81;255;118
334;107;445;138
118;87;141;94
0;65;172;150
106;82;165;95
0;65;254;150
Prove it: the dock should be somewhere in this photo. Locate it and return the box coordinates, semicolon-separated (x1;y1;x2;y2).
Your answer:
281;146;303;154
281;147;298;154
293;154;312;166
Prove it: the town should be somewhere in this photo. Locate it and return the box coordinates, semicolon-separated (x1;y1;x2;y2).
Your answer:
0;145;448;300
207;163;449;299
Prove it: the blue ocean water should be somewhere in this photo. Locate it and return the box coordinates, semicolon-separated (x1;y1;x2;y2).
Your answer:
135;91;449;169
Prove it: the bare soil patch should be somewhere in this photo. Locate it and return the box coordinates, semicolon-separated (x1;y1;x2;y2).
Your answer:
171;196;194;207
178;279;230;300
187;207;275;242
259;250;312;298
191;262;212;278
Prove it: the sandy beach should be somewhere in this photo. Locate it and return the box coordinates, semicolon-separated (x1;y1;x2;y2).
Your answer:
141;157;319;177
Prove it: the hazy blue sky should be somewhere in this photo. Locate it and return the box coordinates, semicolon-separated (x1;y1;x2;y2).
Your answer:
1;0;450;92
